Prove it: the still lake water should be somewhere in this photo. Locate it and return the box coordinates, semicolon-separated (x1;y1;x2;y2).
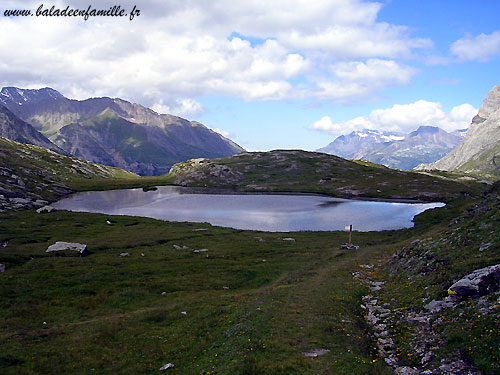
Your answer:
53;186;444;232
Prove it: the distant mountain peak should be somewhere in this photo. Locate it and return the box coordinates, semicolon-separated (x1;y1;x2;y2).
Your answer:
317;126;463;170
0;87;64;105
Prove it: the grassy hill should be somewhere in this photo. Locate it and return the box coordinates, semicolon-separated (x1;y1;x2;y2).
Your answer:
169;150;484;202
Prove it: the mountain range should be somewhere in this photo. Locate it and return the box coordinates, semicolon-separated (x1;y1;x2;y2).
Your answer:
317;126;465;170
0;87;244;175
417;85;500;178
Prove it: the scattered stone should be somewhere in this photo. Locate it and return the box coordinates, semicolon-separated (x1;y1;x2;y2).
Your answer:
46;242;88;256
106;220;113;225
173;244;182;250
340;243;359;250
223;286;229;290
161;292;167;296
369;281;385;291
36;205;55;213
192;228;208;231
192;249;208;253
448;264;500;300
479;242;494;252
0;264;5;273
424;300;454;313
254;236;265;242
159;363;174;370
282;237;295;242
359;264;374;269
0;241;8;248
302;349;330;357
141;253;145;257
181;311;187;316
120;253;131;257
395;366;420;375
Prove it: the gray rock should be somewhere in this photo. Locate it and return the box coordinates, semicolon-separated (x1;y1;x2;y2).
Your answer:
302;349;330;357
10;197;31;205
282;237;295;241
479;242;494;252
340;243;359;250
120;252;131;257
33;199;48;207
36;205;55;213
0;263;5;273
159;363;174;370
424;299;454;313
448;264;500;300
192;249;208;253
395;366;420;375
173;244;182;250
46;241;88;256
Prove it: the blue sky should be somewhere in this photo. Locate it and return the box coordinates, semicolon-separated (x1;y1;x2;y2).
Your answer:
1;0;499;151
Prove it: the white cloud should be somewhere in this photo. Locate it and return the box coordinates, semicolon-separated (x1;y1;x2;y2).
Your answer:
152;98;204;118
311;101;477;136
215;128;231;137
313;59;416;100
0;0;432;108
451;31;500;62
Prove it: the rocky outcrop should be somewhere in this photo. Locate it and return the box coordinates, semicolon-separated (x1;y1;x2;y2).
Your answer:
417;85;500;177
0;137;136;211
448;264;500;300
354;182;500;374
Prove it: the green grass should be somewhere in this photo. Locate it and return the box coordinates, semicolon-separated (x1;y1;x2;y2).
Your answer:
0;207;422;375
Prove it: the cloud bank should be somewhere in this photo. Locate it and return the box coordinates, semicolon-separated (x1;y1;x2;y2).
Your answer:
0;0;433;116
311;101;477;136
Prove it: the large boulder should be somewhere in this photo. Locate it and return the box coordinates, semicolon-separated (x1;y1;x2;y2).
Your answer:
46;242;88;256
448;264;500;300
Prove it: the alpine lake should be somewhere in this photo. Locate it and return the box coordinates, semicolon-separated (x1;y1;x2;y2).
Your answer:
53;186;444;232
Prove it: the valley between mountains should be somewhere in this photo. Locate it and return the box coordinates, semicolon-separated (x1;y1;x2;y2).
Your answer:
0;86;499;375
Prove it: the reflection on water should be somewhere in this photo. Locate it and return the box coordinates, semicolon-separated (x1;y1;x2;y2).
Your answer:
53;186;444;232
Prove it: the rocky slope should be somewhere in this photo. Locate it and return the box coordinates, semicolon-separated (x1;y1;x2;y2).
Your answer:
0;87;244;175
0;136;136;211
168;150;483;201
356;181;500;374
0;104;65;154
417;86;500;178
317;127;464;170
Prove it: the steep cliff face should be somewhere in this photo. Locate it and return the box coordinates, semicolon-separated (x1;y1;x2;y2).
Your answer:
0;87;245;175
417;86;500;178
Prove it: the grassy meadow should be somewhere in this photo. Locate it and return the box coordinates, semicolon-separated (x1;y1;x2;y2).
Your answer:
0;204;451;375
